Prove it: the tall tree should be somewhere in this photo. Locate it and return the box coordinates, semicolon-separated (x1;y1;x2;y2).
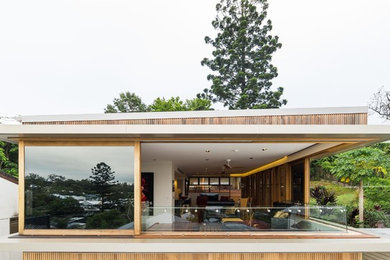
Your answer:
369;87;390;120
200;0;287;109
90;162;117;211
105;92;148;113
318;147;390;226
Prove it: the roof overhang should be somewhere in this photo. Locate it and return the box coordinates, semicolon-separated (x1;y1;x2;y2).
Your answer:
0;124;389;143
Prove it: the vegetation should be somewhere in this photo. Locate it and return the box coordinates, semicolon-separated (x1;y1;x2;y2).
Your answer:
105;92;212;113
25;162;134;229
199;0;287;109
312;144;390;228
310;185;336;206
0;141;18;177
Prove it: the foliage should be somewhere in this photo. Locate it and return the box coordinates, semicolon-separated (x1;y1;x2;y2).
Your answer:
104;92;148;113
90;162;117;211
317;147;390;183
199;0;287;109
47;197;84;216
310;185;336;206
369;87;390;120
0;141;18;177
25;172;134;229
86;209;128;229
364;177;390;212
364;208;390;228
105;92;213;113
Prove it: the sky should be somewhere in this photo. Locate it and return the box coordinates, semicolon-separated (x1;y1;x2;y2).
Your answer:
25;146;134;183
0;0;389;124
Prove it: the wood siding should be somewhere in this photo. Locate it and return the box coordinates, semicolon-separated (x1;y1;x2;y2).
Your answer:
23;252;363;260
23;113;368;125
242;163;294;207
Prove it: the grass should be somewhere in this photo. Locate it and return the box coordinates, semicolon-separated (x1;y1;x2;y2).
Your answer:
310;180;358;207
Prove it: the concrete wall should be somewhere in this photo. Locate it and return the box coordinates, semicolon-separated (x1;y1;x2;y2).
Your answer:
0;177;18;236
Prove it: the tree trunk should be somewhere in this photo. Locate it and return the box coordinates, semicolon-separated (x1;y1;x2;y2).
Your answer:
359;179;364;227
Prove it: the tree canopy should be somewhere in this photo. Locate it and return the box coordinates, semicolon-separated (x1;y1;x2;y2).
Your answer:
199;0;287;109
105;92;212;113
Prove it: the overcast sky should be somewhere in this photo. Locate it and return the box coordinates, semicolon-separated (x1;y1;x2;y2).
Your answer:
25;146;134;183
0;0;389;123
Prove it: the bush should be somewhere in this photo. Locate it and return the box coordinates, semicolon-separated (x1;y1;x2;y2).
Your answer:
310;185;336;206
364;209;390;228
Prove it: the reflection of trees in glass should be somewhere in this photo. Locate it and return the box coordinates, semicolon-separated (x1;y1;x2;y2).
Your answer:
89;162;117;211
25;162;134;229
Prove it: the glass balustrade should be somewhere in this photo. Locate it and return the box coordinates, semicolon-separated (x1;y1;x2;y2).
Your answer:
142;206;347;233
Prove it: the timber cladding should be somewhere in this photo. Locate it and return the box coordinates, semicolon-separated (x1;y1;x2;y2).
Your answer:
23;113;368;125
23;252;363;260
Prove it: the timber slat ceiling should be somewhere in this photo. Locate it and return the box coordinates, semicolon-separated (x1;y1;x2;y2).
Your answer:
23;113;367;125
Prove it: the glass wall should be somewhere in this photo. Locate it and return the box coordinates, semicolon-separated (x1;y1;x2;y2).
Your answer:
24;146;134;230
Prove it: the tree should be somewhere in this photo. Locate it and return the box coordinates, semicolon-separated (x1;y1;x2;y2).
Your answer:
0;141;18;177
105;92;213;113
369;87;390;120
200;0;287;109
89;162;117;211
105;92;148;113
318;147;390;226
149;97;213;112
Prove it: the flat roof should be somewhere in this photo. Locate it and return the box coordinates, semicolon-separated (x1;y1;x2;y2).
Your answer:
19;106;368;123
1;124;389;144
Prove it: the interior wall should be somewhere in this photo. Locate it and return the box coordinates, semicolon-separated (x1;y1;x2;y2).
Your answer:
141;161;174;208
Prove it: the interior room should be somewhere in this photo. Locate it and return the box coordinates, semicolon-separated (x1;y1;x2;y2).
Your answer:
140;142;346;233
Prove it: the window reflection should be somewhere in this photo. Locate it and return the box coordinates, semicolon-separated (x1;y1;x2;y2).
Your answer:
24;146;134;230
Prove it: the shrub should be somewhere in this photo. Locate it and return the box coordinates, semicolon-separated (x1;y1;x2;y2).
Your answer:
310;185;336;206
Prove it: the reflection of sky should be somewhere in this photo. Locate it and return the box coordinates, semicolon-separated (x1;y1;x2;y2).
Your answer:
25;146;134;184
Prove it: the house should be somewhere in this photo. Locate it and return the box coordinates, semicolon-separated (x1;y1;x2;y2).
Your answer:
0;106;390;260
0;172;18;236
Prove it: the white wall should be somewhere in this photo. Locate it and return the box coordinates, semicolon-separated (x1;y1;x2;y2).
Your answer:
0;177;18;236
142;161;174;208
141;161;175;227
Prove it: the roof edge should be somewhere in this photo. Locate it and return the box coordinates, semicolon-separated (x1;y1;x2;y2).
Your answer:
20;106;368;123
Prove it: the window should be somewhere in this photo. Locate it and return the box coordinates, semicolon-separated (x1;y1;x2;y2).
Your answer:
24;145;134;232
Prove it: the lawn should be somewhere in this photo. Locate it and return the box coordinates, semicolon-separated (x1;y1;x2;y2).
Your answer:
310;180;358;207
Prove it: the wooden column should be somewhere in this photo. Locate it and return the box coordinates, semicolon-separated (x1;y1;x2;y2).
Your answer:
304;158;310;205
304;157;310;219
134;141;142;235
18;141;25;235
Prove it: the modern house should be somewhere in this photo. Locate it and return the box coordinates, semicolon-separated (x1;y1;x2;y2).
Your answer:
1;106;390;260
0;172;18;236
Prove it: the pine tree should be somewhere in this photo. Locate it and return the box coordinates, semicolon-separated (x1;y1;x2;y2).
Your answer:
200;0;287;109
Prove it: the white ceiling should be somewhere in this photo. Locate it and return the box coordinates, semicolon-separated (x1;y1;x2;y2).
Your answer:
141;143;314;176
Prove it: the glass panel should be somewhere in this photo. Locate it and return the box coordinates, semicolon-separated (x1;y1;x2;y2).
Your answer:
220;177;230;185
199;178;209;185
189;178;199;185
142;206;347;233
24;146;134;230
210;178;219;185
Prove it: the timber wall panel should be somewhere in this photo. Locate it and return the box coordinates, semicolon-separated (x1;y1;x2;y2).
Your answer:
23;252;363;260
23;113;368;125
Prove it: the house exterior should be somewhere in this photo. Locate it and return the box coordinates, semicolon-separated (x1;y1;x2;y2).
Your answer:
0;172;18;236
0;106;390;260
